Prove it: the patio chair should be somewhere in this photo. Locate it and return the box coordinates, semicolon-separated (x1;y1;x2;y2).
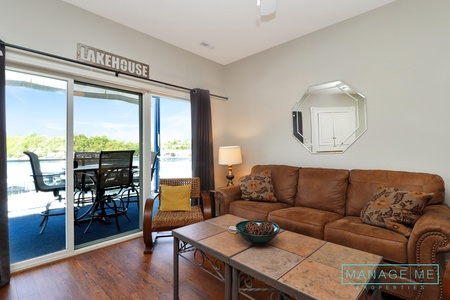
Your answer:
143;177;212;253
74;151;100;167
122;151;159;211
74;151;99;206
23;151;66;234
84;150;135;233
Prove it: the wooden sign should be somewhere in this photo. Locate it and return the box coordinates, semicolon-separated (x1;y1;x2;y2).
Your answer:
77;43;149;79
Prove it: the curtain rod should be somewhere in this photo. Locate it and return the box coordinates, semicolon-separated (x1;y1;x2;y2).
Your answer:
0;41;228;100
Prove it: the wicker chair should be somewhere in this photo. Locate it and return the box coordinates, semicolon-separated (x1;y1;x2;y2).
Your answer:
143;177;211;253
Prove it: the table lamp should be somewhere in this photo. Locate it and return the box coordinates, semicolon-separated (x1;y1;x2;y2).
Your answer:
218;146;242;186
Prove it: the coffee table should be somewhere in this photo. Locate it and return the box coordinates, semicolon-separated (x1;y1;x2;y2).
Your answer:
172;214;248;300
173;214;383;300
230;229;383;299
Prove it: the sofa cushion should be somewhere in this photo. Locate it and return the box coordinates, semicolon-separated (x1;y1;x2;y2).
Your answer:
251;165;299;205
324;216;408;264
360;186;433;237
268;207;342;239
346;169;445;217
229;200;291;220
239;170;277;202
295;168;349;215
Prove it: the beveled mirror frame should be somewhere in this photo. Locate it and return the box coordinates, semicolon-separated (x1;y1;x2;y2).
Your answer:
292;80;367;153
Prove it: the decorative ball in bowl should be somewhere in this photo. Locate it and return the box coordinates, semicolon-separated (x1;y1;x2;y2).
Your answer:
236;220;280;244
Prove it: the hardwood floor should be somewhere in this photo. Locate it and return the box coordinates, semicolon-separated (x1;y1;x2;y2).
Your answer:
1;237;225;300
1;237;400;300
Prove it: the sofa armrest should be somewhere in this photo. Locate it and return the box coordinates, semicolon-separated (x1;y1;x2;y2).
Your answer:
406;204;450;299
215;185;241;215
408;204;450;264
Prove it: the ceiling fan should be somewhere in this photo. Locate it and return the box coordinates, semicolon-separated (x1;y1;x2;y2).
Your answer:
257;0;277;22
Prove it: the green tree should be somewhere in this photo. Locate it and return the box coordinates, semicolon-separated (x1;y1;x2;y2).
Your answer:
7;134;141;158
162;139;190;150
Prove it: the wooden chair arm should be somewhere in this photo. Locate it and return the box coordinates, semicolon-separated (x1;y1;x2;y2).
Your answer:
201;190;212;220
143;192;159;254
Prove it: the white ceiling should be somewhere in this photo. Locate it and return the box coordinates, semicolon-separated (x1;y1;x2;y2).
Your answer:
62;0;396;65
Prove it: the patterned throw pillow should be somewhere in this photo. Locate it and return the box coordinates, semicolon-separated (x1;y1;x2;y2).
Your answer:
239;170;277;202
360;186;434;237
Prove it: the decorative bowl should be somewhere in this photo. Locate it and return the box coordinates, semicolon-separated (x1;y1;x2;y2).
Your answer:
235;220;280;244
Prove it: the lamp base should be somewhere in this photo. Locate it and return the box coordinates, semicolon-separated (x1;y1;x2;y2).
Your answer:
226;165;234;186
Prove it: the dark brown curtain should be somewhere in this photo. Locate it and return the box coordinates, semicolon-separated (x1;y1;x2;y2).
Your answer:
190;88;214;191
0;41;11;287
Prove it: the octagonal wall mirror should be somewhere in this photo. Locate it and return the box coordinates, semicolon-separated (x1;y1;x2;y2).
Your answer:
292;80;367;153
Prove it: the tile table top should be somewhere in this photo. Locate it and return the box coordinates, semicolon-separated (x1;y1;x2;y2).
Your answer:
174;215;383;300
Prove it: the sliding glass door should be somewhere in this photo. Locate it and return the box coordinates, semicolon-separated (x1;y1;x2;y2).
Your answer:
5;65;193;267
6;71;143;263
6;70;68;263
152;96;192;181
73;82;141;247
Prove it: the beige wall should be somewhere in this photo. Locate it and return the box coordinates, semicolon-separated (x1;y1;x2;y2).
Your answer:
217;0;450;206
0;0;226;97
2;0;450;205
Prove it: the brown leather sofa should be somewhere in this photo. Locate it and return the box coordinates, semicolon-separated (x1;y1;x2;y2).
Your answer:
216;164;450;300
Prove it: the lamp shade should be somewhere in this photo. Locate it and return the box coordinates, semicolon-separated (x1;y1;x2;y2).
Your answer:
218;146;242;165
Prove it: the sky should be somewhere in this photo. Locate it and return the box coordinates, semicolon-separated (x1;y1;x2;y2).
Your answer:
159;98;191;142
5;70;191;144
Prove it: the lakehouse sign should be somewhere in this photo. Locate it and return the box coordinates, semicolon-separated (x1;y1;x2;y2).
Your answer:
77;43;149;79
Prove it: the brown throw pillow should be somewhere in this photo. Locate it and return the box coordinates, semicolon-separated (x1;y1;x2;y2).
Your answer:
360;186;434;237
239;170;277;202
